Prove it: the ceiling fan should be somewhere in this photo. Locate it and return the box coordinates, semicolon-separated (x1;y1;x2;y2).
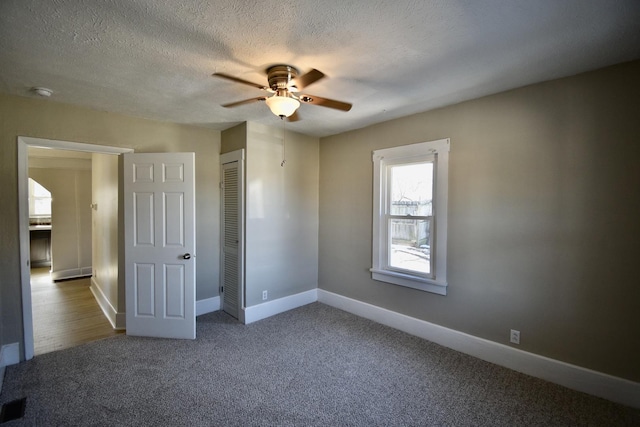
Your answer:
212;65;352;120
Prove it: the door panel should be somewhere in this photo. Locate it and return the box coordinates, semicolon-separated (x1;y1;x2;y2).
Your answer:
134;192;155;245
124;152;196;339
164;193;184;246
135;263;155;317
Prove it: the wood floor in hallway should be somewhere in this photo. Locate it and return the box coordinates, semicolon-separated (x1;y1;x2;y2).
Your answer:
31;268;124;356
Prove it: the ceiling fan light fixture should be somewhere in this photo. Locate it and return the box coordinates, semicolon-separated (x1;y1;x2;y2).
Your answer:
265;95;300;118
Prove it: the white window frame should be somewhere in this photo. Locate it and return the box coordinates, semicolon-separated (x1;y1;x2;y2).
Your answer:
371;138;450;295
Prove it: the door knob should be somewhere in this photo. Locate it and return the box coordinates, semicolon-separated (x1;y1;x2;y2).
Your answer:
183;253;192;260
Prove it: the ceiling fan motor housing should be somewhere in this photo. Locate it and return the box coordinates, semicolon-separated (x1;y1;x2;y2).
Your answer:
267;65;299;91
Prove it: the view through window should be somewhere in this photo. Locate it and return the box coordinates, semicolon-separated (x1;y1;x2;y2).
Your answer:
388;162;433;274
29;178;52;217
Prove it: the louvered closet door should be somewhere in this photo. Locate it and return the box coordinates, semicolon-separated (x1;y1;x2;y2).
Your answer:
221;161;240;318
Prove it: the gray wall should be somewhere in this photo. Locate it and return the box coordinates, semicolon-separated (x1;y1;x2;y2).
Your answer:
0;93;221;359
318;60;640;382
244;122;319;306
222;122;320;308
221;122;247;154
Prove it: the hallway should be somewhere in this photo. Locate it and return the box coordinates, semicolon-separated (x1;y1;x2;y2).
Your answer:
31;268;123;355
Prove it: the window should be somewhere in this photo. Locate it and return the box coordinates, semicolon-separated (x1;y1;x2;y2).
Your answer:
29;178;52;217
371;138;449;295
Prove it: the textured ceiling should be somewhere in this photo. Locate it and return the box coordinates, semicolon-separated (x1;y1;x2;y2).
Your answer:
1;0;639;137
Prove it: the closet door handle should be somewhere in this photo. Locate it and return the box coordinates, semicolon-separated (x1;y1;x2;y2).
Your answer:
183;253;192;260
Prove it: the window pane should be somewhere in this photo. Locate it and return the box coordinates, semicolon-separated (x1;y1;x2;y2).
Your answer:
29;178;52;216
32;180;51;197
389;218;430;274
389;162;433;216
34;198;52;215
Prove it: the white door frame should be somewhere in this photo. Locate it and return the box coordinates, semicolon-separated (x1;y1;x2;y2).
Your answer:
18;136;132;360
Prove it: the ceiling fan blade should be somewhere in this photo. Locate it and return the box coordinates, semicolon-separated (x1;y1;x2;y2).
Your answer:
299;94;352;111
212;73;269;91
290;69;325;91
222;97;266;108
287;111;301;122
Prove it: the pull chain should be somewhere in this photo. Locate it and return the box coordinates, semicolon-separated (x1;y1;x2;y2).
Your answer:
281;116;286;167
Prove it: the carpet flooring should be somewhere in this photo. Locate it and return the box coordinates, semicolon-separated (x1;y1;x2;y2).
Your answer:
1;303;638;426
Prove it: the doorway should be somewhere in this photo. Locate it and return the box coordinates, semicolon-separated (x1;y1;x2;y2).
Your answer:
18;136;132;360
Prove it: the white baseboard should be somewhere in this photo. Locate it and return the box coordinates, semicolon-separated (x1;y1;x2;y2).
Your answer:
317;289;640;409
51;266;92;281
0;342;17;395
244;289;318;324
0;343;20;368
196;296;221;316
90;278;125;330
0;342;20;394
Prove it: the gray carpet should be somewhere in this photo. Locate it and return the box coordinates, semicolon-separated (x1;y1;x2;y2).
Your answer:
1;303;638;426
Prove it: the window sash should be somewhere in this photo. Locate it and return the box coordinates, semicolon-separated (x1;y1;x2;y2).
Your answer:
383;157;435;278
385;215;433;277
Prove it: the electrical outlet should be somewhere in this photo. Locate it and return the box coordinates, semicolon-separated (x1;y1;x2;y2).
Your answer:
262;290;268;301
510;329;520;345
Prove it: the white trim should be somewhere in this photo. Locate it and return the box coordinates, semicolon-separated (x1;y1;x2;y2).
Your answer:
18;141;34;360
18;136;133;361
0;343;20;395
196;296;221;316
19;136;134;155
317;289;640;409
220;149;245;165
51;267;92;281
371;138;449;295
90;278;126;330
0;343;20;368
244;289;318;324
370;268;447;295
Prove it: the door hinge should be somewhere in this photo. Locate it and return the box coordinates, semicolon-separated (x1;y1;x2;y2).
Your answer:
219;182;224;189
220;286;224;293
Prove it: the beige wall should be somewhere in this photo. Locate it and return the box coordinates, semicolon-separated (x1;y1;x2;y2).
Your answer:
0;94;221;358
92;153;119;312
318;60;640;382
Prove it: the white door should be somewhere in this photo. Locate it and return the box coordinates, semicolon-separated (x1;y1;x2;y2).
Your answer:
220;150;244;320
124;152;196;339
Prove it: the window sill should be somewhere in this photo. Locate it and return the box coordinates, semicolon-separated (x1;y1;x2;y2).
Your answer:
370;268;447;295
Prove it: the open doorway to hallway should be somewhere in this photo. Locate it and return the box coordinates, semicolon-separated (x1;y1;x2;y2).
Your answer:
18;137;133;360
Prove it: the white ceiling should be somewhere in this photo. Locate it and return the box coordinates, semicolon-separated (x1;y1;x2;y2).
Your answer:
1;0;639;137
